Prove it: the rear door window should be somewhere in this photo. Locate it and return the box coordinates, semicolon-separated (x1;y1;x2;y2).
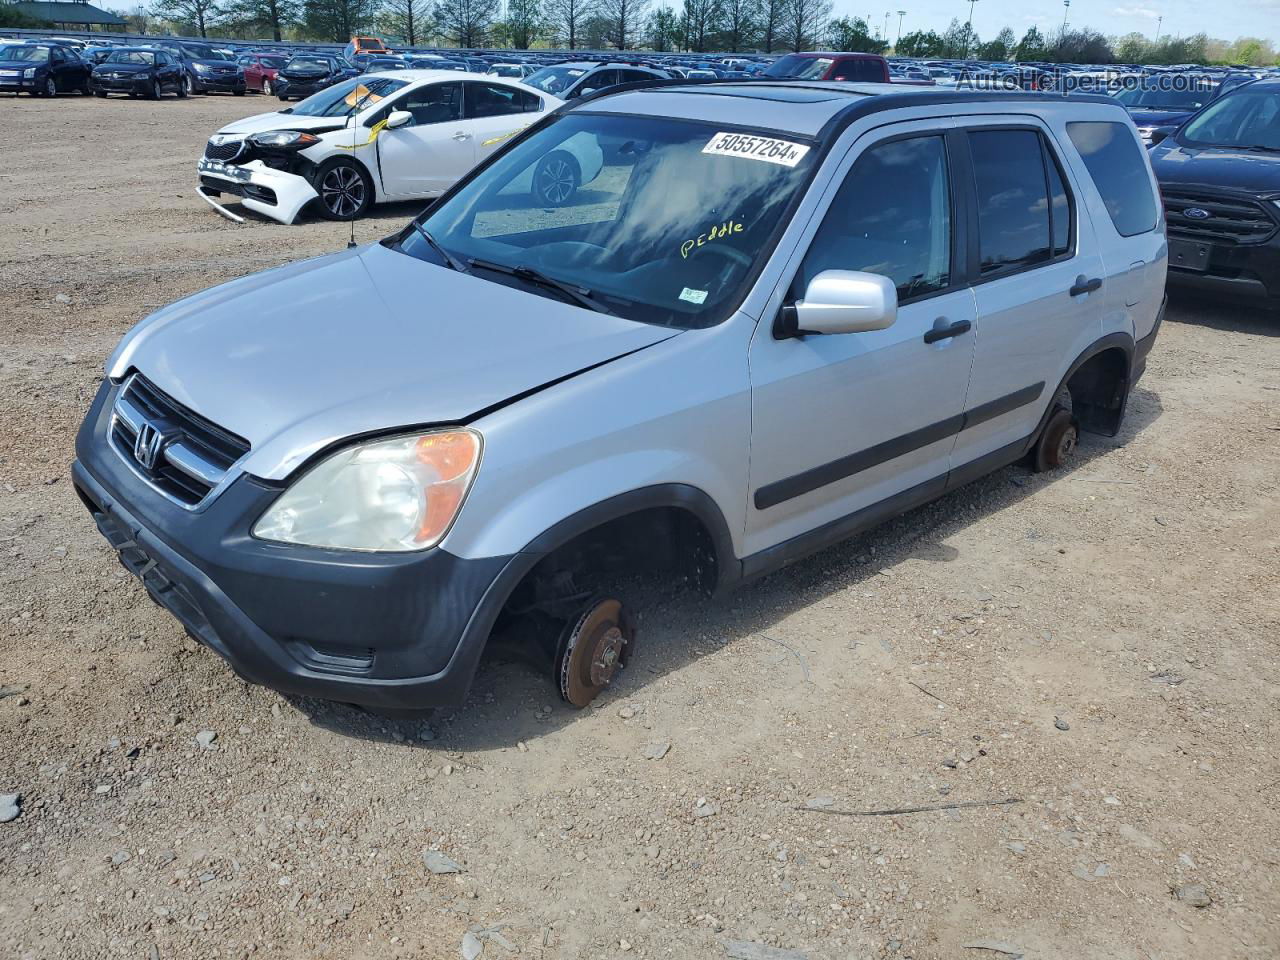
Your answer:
1066;121;1158;237
464;81;538;117
969;129;1059;277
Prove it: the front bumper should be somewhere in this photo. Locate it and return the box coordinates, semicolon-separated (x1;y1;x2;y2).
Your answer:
73;378;519;708
277;78;329;98
1166;235;1280;302
197;158;318;225
93;75;150;93
194;73;246;93
0;75;38;92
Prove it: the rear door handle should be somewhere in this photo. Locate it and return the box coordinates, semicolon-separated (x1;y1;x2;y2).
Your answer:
923;319;972;344
452;131;471;141
1069;275;1103;297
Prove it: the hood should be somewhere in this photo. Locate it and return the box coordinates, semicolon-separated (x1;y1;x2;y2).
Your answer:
191;57;240;69
216;111;348;136
107;244;679;480
1128;108;1194;127
1150;140;1280;196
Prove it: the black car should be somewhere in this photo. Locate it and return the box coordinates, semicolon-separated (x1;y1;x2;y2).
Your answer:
156;41;246;96
0;41;91;97
363;56;407;74
91;47;186;99
1149;80;1280;307
275;54;356;101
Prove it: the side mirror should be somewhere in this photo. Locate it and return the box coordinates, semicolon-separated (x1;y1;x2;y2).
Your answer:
776;270;897;339
386;110;413;130
1147;126;1173;147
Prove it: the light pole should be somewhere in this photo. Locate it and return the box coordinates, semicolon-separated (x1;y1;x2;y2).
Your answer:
1061;0;1070;33
896;9;906;48
964;0;978;58
884;11;891;41
1153;15;1163;43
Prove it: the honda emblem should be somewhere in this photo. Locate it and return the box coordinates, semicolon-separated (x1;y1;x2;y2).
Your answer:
133;422;165;471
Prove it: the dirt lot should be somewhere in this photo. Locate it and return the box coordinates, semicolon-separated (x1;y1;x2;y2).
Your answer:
1;92;1278;960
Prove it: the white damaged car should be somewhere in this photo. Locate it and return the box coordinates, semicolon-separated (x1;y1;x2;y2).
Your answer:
197;70;604;223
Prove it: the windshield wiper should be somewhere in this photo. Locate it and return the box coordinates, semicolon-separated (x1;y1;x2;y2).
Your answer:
467;258;614;315
1243;144;1280;153
411;222;468;272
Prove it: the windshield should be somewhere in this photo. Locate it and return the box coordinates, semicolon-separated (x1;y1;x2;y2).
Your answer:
1114;84;1213;111
107;50;155;65
764;55;832;79
1179;89;1280;150
182;44;219;60
0;45;50;62
525;65;586;94
261;56;287;69
286;76;407;116
397;113;817;329
287;56;334;71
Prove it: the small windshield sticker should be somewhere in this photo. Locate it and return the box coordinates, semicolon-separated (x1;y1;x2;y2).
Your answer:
679;287;708;305
681;218;744;259
702;132;810;167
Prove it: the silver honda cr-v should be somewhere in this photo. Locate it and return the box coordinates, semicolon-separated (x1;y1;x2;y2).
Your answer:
73;81;1166;709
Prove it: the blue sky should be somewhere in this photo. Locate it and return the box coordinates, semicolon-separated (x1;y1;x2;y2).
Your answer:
842;0;1279;46
92;0;1280;45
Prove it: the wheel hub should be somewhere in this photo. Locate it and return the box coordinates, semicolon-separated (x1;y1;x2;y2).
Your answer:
555;597;633;707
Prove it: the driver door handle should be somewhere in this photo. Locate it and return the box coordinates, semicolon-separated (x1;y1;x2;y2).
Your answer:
452;131;471;141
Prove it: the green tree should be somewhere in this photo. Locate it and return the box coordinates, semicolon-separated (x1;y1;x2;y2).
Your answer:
784;0;830;51
226;0;301;41
597;0;650;48
1014;25;1045;60
302;0;378;42
151;0;226;37
502;0;544;47
431;0;498;46
713;0;759;52
1113;32;1149;63
895;28;942;57
679;0;718;51
940;17;974;58
828;15;886;53
646;5;678;50
976;26;1015;60
545;0;595;48
758;0;785;52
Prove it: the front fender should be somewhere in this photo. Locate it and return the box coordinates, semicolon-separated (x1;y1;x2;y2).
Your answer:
442;316;754;567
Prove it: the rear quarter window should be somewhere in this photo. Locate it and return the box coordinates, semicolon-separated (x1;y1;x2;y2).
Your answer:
1066;121;1158;237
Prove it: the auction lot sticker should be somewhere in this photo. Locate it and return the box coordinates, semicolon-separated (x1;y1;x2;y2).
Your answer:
702;132;811;167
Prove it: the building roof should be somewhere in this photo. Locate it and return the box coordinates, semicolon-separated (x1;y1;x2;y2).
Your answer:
9;1;126;26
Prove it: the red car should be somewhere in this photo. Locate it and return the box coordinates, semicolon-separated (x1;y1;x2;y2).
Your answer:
763;52;890;84
237;53;288;95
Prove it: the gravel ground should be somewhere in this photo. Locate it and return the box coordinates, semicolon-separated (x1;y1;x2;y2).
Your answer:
1;93;1278;960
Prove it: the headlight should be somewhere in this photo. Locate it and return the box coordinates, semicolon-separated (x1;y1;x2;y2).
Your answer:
248;129;320;149
23;68;36;78
194;63;211;73
253;430;482;552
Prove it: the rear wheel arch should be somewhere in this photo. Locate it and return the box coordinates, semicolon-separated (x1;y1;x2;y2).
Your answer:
1060;335;1134;437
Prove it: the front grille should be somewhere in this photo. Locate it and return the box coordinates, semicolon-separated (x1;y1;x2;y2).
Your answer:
1162;189;1278;245
109;374;250;508
204;138;244;162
